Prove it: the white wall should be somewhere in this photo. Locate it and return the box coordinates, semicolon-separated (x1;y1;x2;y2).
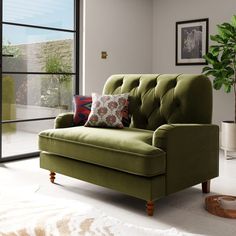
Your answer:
83;0;153;94
152;0;236;125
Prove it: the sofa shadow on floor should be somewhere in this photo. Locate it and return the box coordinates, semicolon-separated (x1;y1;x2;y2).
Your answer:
62;183;205;210
60;183;146;214
56;179;207;207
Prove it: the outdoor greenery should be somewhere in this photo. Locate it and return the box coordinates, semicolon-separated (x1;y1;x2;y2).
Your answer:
2;39;21;58
40;53;73;110
2;38;73;113
2;40;19;132
202;15;236;122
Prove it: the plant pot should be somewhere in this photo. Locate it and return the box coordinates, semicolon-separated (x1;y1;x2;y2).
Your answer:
221;121;236;159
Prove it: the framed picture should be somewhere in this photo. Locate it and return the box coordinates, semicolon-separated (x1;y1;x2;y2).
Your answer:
176;18;209;65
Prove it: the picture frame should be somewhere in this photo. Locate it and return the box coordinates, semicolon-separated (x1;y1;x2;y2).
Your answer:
176;18;209;65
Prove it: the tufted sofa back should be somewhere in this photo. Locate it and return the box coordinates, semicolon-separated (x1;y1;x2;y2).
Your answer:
103;74;212;131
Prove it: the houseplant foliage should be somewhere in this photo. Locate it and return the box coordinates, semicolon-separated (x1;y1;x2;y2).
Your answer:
2;39;21;58
202;15;236;159
202;15;236;122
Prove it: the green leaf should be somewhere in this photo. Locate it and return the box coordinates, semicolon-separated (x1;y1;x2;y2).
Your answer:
209;45;220;50
218;24;234;33
222;22;234;30
203;53;219;65
210;35;225;44
231;15;236;28
224;84;232;93
210;46;220;56
225;67;235;77
213;79;223;90
221;48;234;61
206;15;236;94
202;66;212;73
217;25;232;39
205;70;218;77
213;62;223;70
221;59;232;67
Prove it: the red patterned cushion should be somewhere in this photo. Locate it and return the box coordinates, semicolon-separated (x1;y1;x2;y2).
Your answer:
73;95;92;125
121;99;131;127
84;93;129;128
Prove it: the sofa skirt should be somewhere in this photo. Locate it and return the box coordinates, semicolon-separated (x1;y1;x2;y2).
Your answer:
40;151;166;201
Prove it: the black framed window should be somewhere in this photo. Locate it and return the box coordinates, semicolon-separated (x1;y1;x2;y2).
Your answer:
0;0;80;161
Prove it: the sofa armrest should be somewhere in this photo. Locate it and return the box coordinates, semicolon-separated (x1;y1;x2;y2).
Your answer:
54;112;74;129
153;124;219;195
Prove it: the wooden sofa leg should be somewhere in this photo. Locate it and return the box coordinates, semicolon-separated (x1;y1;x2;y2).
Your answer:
146;201;154;216
50;171;56;183
202;180;210;193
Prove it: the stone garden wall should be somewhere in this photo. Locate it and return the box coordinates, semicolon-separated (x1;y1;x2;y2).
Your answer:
3;39;74;110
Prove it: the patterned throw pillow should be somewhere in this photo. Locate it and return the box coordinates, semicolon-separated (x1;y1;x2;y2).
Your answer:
84;93;129;128
73;95;92;125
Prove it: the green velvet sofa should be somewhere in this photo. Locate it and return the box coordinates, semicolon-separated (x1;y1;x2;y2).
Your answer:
39;74;219;216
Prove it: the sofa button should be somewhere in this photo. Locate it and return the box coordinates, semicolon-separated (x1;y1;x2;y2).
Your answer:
176;101;180;107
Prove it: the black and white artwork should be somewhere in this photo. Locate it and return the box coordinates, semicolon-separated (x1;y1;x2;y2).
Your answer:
176;19;208;65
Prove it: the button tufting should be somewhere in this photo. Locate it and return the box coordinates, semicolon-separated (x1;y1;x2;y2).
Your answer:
172;80;177;87
132;79;140;88
103;74;212;131
176;100;180;107
119;79;123;86
139;99;142;107
148;80;156;88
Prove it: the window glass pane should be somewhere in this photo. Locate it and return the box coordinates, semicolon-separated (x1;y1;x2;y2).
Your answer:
2;74;74;121
2;25;75;73
3;0;74;30
1;0;77;160
2;119;54;157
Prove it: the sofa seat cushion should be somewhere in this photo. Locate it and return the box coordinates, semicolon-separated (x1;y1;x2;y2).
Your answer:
39;127;166;177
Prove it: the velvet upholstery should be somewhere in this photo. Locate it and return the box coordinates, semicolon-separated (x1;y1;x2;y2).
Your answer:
39;127;166;177
54;112;74;128
153;124;219;194
103;74;212;130
39;74;219;205
40;152;166;200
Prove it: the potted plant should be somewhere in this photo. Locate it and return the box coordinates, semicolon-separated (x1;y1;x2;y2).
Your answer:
202;15;236;159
